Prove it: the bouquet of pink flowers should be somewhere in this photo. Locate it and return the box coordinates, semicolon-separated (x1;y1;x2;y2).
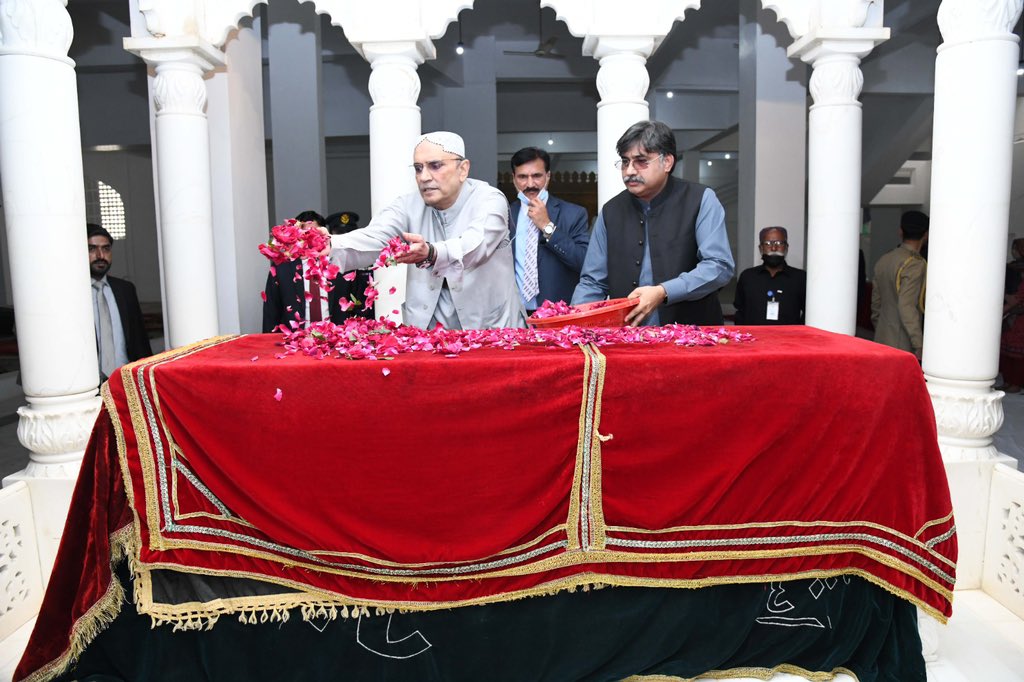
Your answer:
260;227;412;322
258;219;340;320
374;236;411;270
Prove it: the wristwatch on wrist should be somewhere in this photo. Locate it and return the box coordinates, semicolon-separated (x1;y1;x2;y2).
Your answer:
542;222;556;239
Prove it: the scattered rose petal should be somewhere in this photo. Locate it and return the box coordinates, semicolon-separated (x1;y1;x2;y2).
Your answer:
382;368;391;377
251;356;259;362
273;388;283;401
261;291;267;302
343;271;357;281
260;313;754;364
261;244;755;362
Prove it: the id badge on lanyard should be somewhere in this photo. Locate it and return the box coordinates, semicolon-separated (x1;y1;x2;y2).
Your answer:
766;289;780;321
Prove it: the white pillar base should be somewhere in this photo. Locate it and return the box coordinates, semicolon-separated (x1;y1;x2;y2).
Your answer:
927;376;1004;461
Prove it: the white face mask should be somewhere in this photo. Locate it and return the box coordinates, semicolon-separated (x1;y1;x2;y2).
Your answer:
517;188;548;205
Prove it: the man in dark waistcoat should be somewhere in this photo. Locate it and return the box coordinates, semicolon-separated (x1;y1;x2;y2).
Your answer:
572;120;734;326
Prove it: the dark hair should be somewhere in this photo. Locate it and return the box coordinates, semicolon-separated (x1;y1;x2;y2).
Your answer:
615;120;677;159
759;226;788;242
294;210;326;226
510;147;551;172
326;211;360;235
900;210;929;240
87;223;113;243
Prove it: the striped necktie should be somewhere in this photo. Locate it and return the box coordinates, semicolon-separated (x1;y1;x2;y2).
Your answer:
521;219;540;303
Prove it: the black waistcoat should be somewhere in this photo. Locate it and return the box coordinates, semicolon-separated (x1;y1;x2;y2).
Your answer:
602;176;724;325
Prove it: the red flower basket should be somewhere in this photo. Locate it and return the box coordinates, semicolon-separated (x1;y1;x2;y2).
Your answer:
528;298;640;329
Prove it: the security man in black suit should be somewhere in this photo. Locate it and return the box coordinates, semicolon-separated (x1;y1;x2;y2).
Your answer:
87;223;152;381
262;211;371;332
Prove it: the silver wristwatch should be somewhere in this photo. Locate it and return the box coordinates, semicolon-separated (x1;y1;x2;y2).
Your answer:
542;222;556;239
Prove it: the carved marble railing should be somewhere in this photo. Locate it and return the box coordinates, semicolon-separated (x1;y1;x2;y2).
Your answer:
983;464;1024;619
0;482;42;642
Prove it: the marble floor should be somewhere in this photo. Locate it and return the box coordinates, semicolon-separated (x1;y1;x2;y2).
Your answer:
0;371;1022;681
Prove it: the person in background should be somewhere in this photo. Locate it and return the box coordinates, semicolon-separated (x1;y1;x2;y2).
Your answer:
998;238;1024;393
325;211;373;321
87;223;151;381
508;147;590;314
871;210;929;359
733;226;806;325
262;210;351;332
572;120;734;327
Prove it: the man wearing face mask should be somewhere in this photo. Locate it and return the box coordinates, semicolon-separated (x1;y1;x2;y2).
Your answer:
733;226;806;325
509;147;590;313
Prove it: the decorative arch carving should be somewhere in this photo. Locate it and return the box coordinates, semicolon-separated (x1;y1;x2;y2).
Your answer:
759;0;812;40
203;0;268;47
134;0;473;51
543;0;701;42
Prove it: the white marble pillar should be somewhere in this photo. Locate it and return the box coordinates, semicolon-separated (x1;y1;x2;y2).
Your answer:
790;28;884;335
207;20;271;335
332;0;467;326
923;0;1023;460
544;0;700;209
266;1;328;222
123;40;224;348
0;0;103;577
921;0;1023;591
362;43;427;323
594;41;652;208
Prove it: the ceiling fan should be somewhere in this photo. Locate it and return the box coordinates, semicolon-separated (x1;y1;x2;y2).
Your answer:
504;8;566;59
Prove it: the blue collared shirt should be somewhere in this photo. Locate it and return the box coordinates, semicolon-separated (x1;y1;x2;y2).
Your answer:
571;186;734;326
513;188;549;310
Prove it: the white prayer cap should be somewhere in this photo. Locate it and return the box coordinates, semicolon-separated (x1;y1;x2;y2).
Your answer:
416;131;466;158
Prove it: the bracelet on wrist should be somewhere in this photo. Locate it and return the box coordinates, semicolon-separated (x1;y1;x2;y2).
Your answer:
417;242;437;269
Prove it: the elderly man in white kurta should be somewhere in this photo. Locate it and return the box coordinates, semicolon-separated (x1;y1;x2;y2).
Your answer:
328;131;525;330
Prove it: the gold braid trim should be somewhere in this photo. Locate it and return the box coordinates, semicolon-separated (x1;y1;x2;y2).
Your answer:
19;526;135;682
119;336;239;552
587;344;608;550
624;663;859;682
567;343;593;550
914;510;955;541
126;559;948;626
608;515;957;571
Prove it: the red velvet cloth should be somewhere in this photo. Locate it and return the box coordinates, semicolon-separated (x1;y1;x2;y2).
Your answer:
17;327;956;681
17;410;131;682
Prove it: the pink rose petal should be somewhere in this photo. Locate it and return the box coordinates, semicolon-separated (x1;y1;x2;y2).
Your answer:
273;388;283;401
343;271;357;281
251;356;259;362
389;287;397;295
262;243;755;363
382;368;391;377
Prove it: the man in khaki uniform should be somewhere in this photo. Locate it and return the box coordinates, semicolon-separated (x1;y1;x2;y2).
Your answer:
871;211;929;359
